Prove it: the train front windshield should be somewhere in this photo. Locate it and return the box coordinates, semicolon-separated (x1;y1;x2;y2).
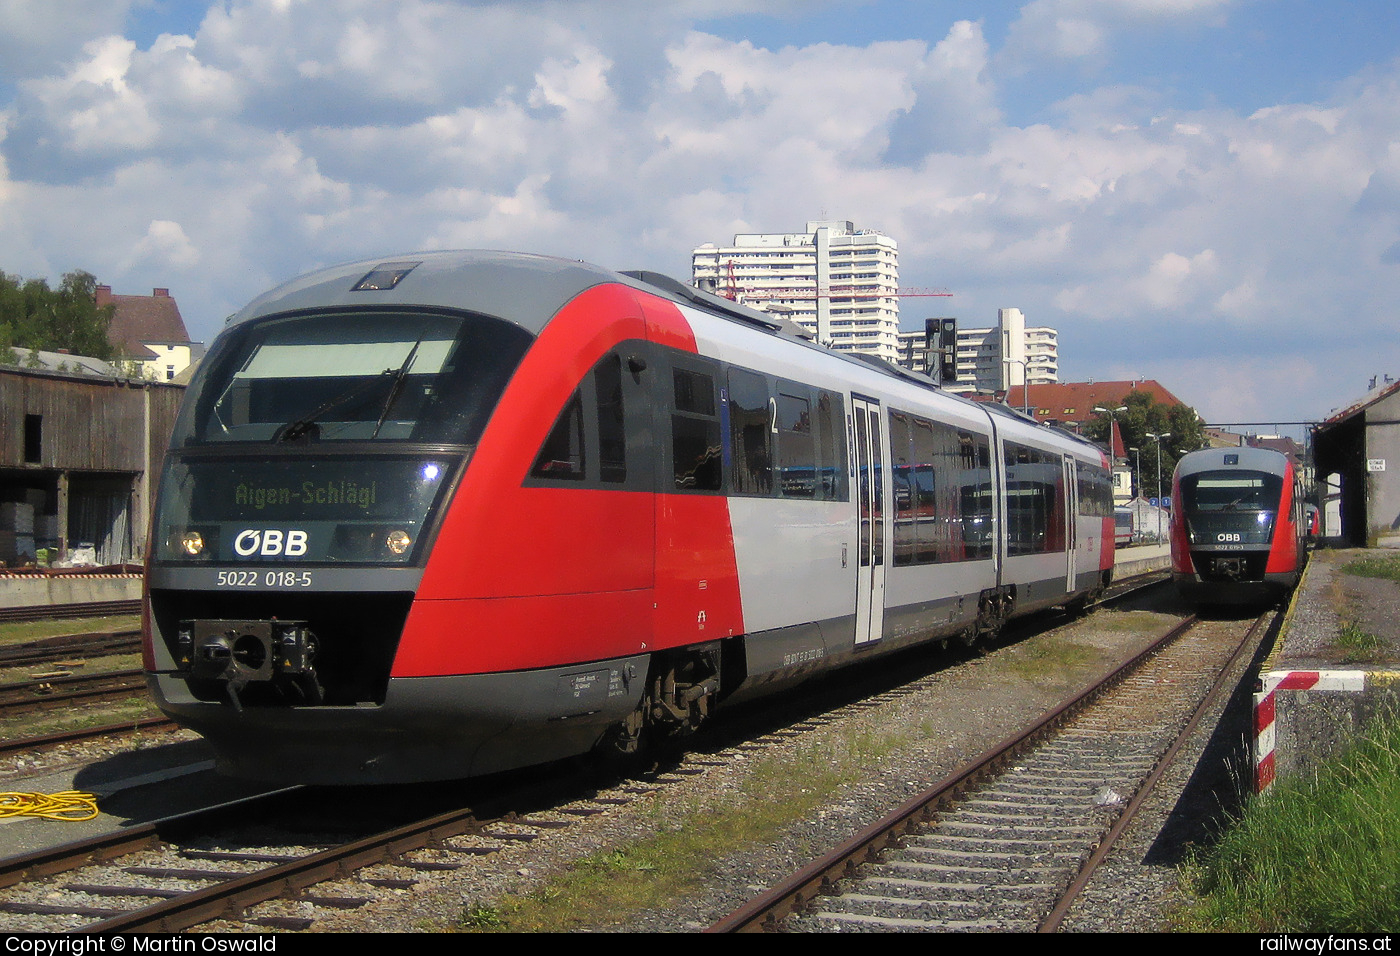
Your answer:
1179;470;1283;545
154;309;532;565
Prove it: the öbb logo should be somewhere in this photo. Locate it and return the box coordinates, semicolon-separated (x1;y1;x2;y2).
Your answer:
234;529;309;557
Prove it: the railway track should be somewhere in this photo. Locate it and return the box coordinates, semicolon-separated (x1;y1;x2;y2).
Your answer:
0;669;146;717
0;570;1183;933
0;600;141;625
710;608;1274;932
0;717;181;759
0;767;675;932
0;629;141;668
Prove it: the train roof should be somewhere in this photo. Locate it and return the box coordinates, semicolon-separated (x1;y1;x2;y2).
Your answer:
225;249;1108;460
227;250;617;334
1174;446;1291;478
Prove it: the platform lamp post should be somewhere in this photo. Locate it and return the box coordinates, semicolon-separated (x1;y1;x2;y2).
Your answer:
1093;403;1127;457
1094;404;1128;503
1146;431;1172;541
1003;358;1030;416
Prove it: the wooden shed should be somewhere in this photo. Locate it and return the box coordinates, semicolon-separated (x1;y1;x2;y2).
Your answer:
0;362;184;565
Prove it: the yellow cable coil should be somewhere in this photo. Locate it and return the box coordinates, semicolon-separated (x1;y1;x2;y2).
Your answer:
0;791;99;821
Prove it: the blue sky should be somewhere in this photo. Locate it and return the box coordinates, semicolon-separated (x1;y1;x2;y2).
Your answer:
2;0;1399;427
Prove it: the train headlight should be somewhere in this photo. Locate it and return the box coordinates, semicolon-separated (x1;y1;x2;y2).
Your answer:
180;531;205;556
385;529;412;555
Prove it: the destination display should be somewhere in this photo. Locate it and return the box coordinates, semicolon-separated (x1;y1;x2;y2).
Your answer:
152;456;456;565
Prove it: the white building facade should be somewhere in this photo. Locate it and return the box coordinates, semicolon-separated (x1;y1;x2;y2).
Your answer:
692;221;901;362
896;307;1059;392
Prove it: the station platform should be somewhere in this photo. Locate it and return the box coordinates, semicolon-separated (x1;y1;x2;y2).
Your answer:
0;571;142;610
1254;547;1400;790
1113;542;1170;578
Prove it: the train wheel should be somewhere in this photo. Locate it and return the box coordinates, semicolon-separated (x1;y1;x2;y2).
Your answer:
597;646;721;763
597;704;647;758
648;647;721;739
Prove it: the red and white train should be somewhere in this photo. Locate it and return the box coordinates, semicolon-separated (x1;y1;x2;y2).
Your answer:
1169;446;1307;605
143;251;1116;784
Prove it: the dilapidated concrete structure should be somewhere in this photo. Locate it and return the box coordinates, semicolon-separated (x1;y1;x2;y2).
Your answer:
1314;379;1400;547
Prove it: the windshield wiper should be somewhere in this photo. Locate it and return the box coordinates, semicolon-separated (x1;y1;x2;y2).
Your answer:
371;340;421;439
276;366;399;443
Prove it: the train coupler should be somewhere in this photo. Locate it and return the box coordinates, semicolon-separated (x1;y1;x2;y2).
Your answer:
177;619;323;707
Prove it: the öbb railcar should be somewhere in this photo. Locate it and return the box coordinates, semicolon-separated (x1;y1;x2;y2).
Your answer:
1169;446;1307;605
143;251;1116;784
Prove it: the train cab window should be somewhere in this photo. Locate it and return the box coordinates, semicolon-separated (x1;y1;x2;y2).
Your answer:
728;368;772;495
530;390;585;480
178;309;532;446
671;366;722;492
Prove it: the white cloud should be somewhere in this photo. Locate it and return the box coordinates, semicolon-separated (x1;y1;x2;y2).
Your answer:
1002;0;1233;69
0;0;1397;426
127;219;200;269
0;0;135;79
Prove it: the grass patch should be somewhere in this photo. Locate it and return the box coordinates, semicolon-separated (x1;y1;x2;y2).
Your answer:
1002;634;1099;681
1336;621;1382;662
455;733;894;932
1341;554;1400;584
1177;713;1400;932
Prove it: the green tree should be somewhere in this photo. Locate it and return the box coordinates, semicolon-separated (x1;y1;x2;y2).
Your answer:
1084;390;1207;497
0;268;116;362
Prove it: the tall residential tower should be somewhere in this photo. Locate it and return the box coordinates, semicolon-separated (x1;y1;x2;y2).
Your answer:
692;220;901;362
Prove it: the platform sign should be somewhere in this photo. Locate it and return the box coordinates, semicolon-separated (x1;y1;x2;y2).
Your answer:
1368;459;1386;472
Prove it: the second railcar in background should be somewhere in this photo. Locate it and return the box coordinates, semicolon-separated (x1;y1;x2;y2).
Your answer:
1169;446;1307;605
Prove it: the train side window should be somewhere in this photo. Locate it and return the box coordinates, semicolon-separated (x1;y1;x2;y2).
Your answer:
889;411;916;566
1004;441;1065;555
671;366;722;491
1076;463;1113;517
531;390;585;480
816;390;848;501
728;367;772;495
959;432;994;561
889;410;966;565
595;353;626;483
775;389;816;498
909;416;942;563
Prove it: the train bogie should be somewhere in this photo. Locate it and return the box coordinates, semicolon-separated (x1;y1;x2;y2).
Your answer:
143;251;1116;784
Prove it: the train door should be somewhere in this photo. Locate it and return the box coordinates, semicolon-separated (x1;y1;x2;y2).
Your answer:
1064;457;1078;593
852;396;886;647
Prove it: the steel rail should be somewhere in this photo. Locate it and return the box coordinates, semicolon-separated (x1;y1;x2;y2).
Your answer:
1036;608;1275;932
0;669;146;716
79;805;487;933
708;614;1198;933
0;789;303;891
0;600;142;624
0;717;179;759
0;630;142;667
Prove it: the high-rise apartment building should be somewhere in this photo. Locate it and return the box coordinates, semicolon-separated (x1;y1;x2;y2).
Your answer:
692;220;901;361
896;307;1059;392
